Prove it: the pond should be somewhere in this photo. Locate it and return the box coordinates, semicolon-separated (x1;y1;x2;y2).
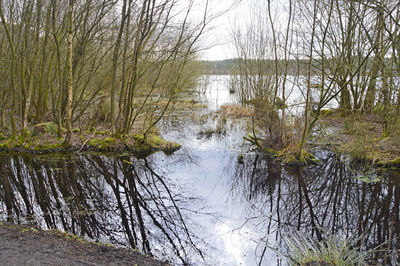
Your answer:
0;76;399;265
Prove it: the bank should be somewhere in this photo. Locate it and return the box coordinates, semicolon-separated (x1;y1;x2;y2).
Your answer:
0;222;167;265
0;122;181;156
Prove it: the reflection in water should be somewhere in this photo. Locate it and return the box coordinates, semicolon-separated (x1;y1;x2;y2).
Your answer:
1;75;400;265
0;150;400;264
232;150;400;264
0;154;205;264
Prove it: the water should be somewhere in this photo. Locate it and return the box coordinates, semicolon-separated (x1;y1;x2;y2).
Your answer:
0;76;399;265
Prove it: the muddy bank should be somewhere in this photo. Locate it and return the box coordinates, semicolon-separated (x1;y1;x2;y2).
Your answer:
0;222;167;266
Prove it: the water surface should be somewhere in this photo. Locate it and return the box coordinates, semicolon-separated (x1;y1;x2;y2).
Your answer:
0;76;399;265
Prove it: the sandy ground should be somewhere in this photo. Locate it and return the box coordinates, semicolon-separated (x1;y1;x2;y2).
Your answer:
0;223;167;266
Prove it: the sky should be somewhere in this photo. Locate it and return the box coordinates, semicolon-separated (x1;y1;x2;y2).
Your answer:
197;0;289;61
196;0;247;60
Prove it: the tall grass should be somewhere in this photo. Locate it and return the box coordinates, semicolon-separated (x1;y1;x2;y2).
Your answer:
277;232;380;266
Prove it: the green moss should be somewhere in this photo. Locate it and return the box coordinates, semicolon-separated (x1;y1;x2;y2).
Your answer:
21;228;39;233
34;122;59;135
0;139;14;150
24;142;32;149
320;109;334;116
0;128;181;156
34;142;64;151
17;128;33;146
376;158;400;169
131;133;181;153
87;137;116;150
95;131;108;136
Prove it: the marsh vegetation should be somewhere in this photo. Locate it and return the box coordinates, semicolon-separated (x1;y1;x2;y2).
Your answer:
1;0;400;265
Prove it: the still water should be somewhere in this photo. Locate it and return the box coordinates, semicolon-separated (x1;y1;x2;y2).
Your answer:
0;76;399;265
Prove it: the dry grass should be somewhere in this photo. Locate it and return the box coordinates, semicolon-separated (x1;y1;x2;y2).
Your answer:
317;113;400;165
218;104;254;118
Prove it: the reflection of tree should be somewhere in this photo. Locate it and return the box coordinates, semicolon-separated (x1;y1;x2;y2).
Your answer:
0;154;204;264
231;151;400;264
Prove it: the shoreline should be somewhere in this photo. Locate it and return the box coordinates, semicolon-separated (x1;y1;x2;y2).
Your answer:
0;123;181;156
0;222;167;265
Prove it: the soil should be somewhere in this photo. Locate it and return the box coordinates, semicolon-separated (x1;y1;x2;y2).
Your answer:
0;222;167;266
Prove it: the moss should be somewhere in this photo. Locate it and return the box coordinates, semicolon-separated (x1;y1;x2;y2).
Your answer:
376;158;400;169
17;128;33;146
0;128;181;156
320;109;334;116
72;128;80;133
95;131;108;136
0;139;15;150
34;142;64;151
87;137;116;150
21;228;39;233
24;142;33;149
131;133;181;153
34;122;59;135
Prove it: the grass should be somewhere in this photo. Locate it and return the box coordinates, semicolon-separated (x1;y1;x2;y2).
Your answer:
316;112;400;169
199;125;226;138
218;104;254;118
278;232;379;266
198;115;228;138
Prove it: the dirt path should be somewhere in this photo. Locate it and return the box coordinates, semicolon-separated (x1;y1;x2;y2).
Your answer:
0;223;167;266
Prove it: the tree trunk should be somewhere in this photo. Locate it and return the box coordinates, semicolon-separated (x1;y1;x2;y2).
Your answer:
64;0;74;145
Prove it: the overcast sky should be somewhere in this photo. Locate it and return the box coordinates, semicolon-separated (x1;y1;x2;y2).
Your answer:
197;0;289;61
197;0;246;60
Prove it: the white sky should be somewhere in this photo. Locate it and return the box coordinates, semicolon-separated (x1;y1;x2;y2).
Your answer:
197;0;290;61
197;0;247;60
174;0;291;61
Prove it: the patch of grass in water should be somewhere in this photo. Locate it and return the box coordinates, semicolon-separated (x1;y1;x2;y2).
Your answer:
274;232;380;266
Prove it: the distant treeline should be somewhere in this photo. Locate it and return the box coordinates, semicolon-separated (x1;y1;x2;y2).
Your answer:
198;58;398;76
198;58;321;76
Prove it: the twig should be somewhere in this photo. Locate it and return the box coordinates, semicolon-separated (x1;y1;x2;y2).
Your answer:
78;130;96;152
